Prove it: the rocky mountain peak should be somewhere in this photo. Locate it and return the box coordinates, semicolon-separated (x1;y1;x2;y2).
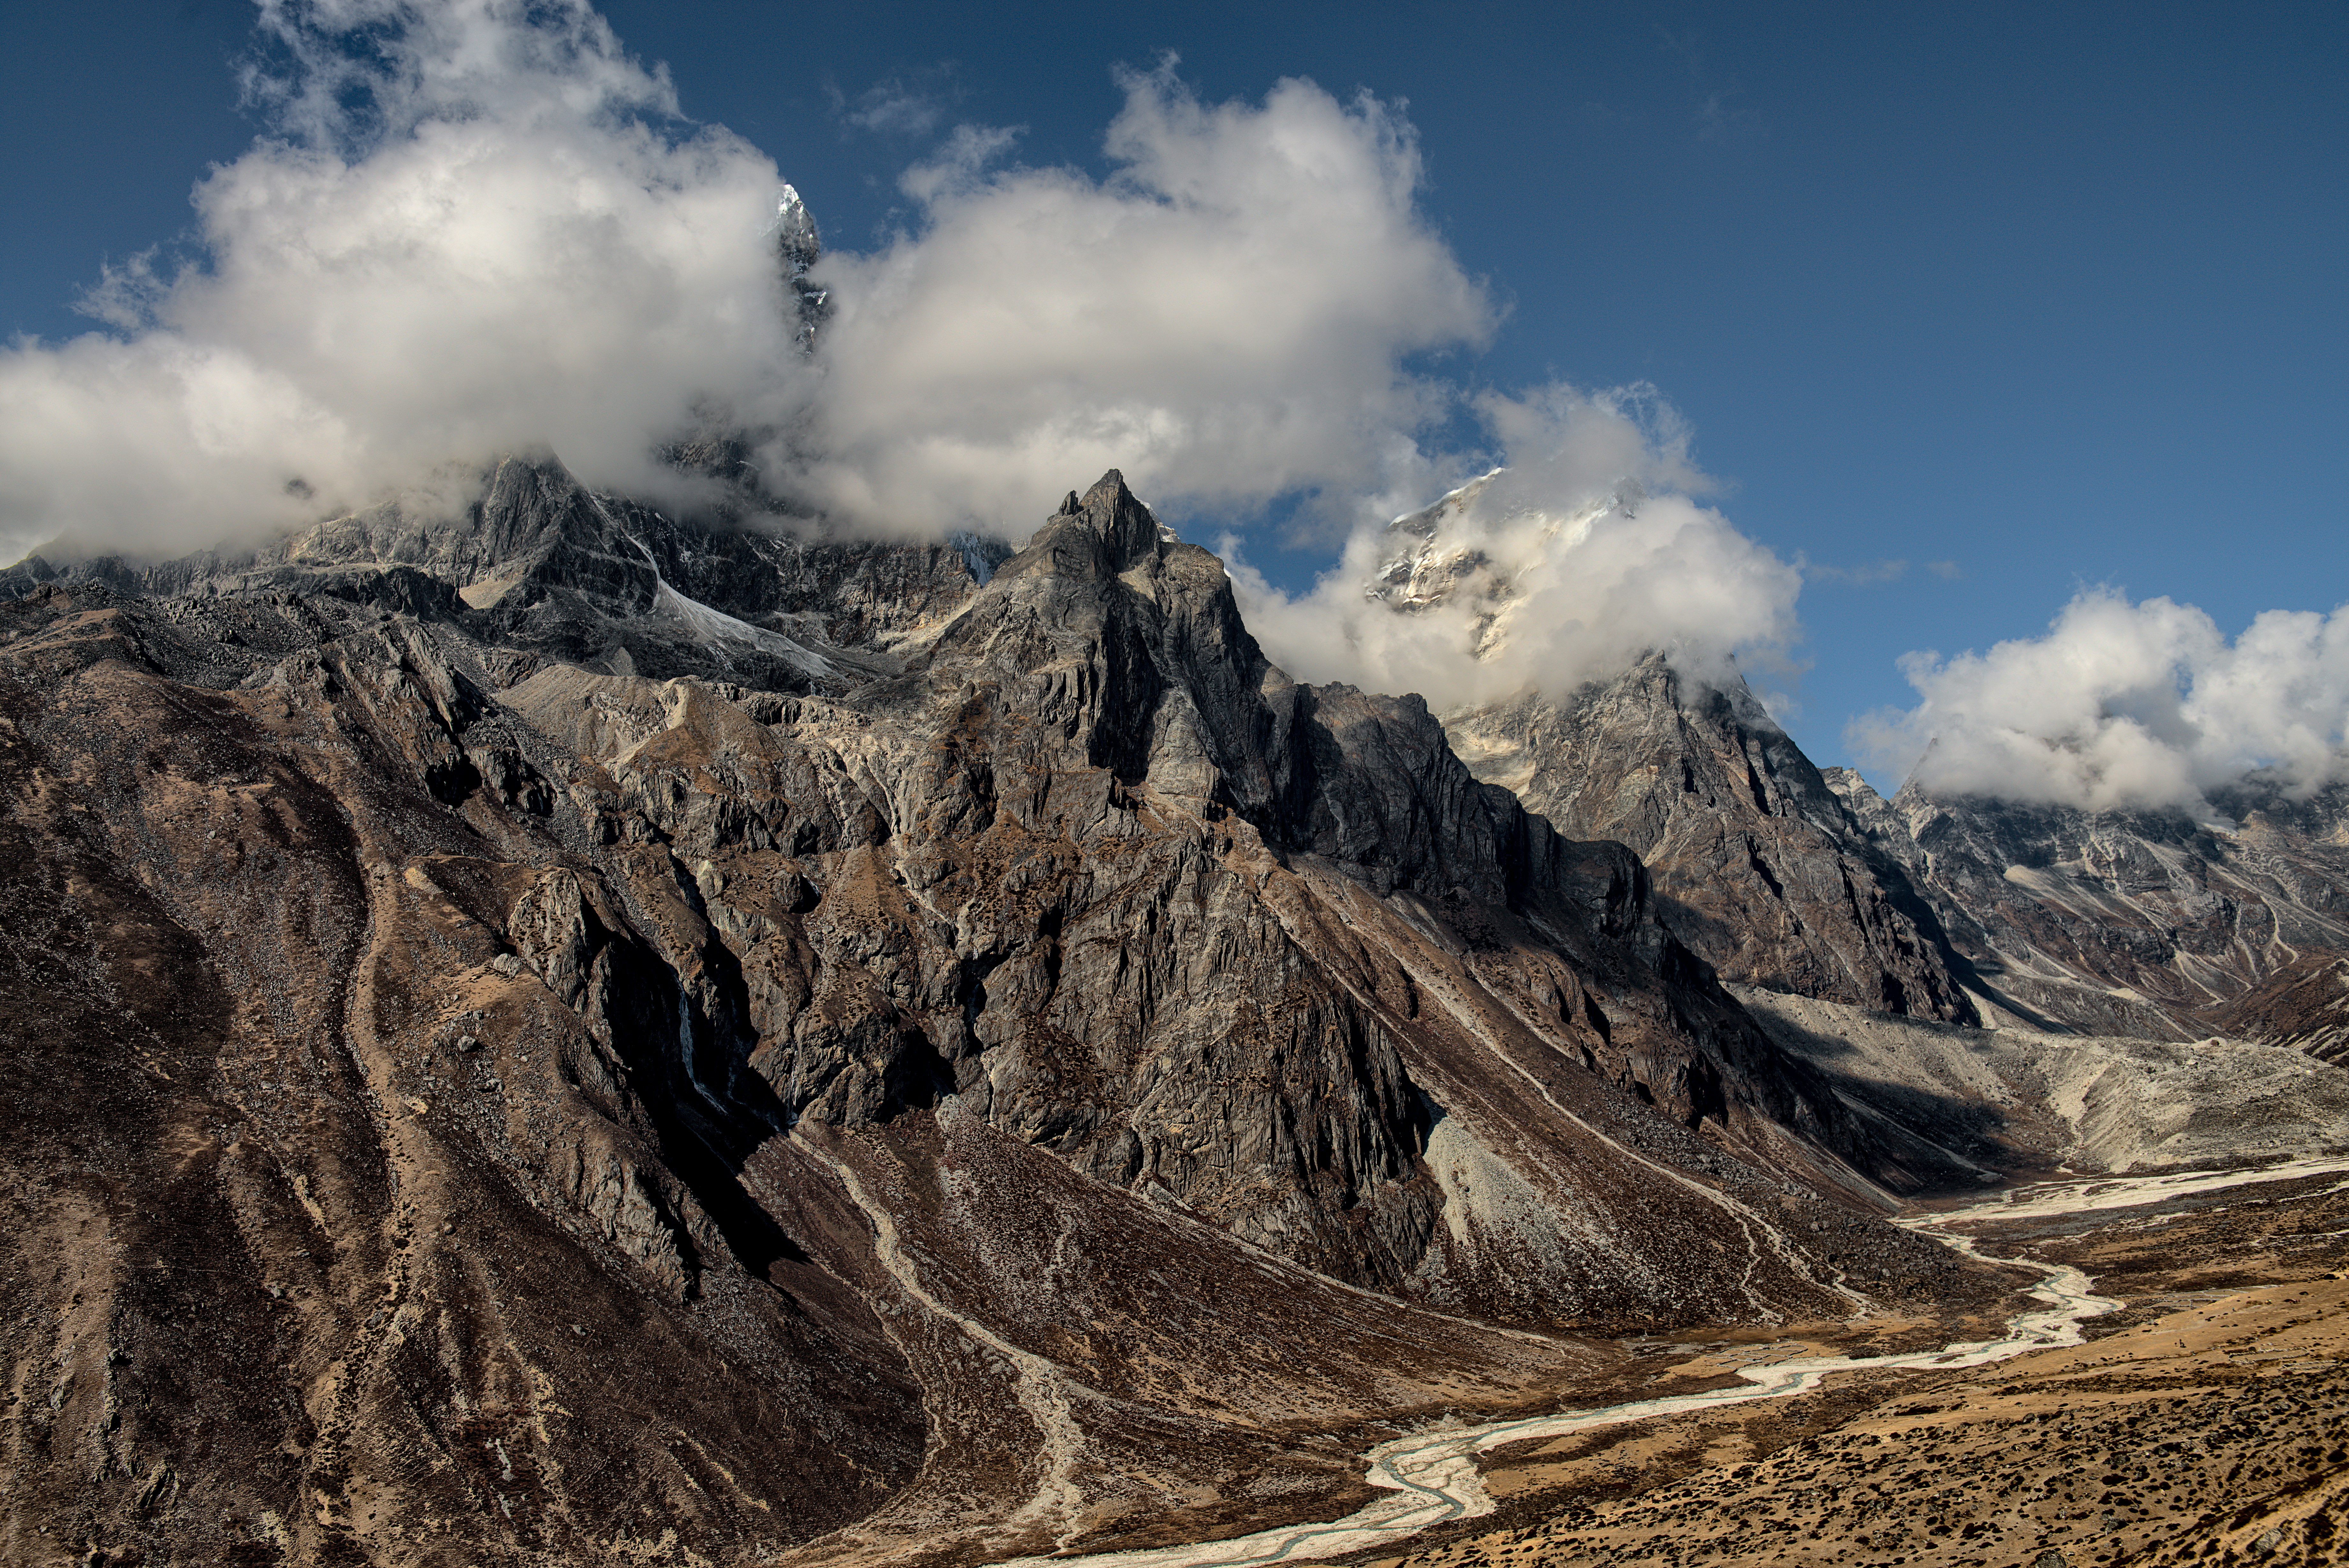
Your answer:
774;183;822;272
999;468;1170;584
1351;470;1974;1023
1371;468;1503;610
773;183;828;349
1441;657;1974;1021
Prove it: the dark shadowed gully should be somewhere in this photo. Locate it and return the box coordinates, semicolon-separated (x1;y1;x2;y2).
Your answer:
4;467;2346;1566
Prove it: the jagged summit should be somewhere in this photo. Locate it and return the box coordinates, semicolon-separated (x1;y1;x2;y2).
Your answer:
0;453;1008;694
774;182;829;350
774;183;822;272
1437;655;1971;1021
996;468;1170;582
1367;469;1635;662
1359;471;2349;1044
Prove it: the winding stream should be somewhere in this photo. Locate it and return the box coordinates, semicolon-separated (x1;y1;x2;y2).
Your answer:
998;1156;2349;1568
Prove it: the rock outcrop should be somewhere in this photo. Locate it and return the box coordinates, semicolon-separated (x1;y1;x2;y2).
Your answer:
0;454;1001;696
1358;478;1973;1025
1443;658;1973;1024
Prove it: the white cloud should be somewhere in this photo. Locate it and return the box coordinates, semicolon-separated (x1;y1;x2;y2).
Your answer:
1849;589;2349;812
1226;384;1805;710
838;68;959;139
0;0;808;562
1;9;1494;564
784;59;1496;539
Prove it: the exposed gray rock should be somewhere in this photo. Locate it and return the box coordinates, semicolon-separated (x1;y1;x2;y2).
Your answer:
1445;656;1974;1023
1825;768;2349;1040
0;452;1002;696
1349;477;1971;1025
1735;984;2349;1176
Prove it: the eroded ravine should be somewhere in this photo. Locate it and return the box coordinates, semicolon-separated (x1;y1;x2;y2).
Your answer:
1276;868;1863;1323
798;1134;1094;1550
992;1157;2349;1568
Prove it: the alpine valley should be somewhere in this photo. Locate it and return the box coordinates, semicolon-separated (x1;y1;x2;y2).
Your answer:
6;253;2349;1568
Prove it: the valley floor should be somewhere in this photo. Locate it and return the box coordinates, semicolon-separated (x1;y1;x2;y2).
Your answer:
1340;1165;2349;1568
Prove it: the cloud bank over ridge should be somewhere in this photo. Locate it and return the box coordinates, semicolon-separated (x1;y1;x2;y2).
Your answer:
0;0;1492;563
1228;385;1806;710
1850;590;2349;814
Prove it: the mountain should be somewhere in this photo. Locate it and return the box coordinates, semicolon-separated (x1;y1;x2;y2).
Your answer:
774;183;831;352
1;464;1998;1568
1826;768;2349;1044
2;454;1003;697
1444;662;1974;1025
1367;475;1976;1026
1362;475;2349;1063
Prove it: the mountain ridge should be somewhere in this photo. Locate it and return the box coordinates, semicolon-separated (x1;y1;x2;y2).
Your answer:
4;456;2345;1565
1827;765;2349;1042
0;462;2010;1567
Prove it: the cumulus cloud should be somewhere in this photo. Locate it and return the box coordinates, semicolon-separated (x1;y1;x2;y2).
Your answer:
0;2;1494;563
0;0;816;563
1227;384;1805;711
1849;589;2349;812
789;59;1495;537
2;0;1794;723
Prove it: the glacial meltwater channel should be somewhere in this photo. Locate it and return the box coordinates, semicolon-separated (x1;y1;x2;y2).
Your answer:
998;1156;2349;1568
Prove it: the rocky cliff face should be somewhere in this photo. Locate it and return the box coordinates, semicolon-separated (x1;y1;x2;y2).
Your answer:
0;454;1002;696
0;465;1995;1566
2203;952;2349;1064
1359;479;1972;1026
1443;659;1973;1025
1826;769;2349;1042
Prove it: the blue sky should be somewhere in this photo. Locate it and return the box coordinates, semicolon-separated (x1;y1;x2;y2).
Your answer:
2;0;2344;790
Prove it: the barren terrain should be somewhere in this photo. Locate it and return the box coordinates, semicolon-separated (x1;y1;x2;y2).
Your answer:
1338;1165;2349;1568
9;466;2349;1567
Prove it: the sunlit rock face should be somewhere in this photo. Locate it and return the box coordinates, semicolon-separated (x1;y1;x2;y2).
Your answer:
1445;658;1974;1024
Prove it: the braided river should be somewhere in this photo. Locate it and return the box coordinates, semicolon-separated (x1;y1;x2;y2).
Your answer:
1000;1154;2349;1568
